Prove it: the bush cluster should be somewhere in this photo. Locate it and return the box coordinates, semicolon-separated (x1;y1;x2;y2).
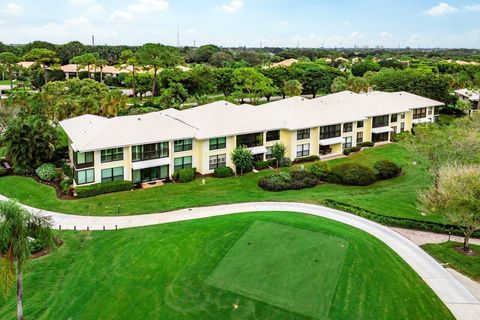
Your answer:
309;161;329;180
258;170;318;192
35;163;58;181
76;180;134;198
357;141;375;148
0;166;7;177
343;148;352;156
278;157;292;167
254;160;275;170
60;178;73;195
214;166;234;178
293;155;320;164
172;168;196;183
327;163;377;186
61;163;73;178
373;160;402;179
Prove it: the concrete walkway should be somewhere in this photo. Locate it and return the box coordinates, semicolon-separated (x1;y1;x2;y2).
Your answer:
1;196;479;320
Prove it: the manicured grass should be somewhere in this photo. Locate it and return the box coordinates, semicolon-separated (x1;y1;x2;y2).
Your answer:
0;212;453;319
0;144;442;221
206;221;349;319
422;241;480;280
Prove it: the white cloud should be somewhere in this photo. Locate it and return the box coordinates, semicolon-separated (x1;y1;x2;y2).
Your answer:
110;10;133;22
70;0;102;14
348;31;365;40
128;0;169;12
3;2;23;15
343;21;351;26
217;0;243;13
380;32;393;38
280;20;290;26
425;2;458;16
464;4;480;11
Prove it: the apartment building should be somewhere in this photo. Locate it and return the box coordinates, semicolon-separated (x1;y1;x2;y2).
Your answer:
59;90;442;186
455;89;479;116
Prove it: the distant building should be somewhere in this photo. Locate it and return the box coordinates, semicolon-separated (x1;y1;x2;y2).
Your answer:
454;89;479;116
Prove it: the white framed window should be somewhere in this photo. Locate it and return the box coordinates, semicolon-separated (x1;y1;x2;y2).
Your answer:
296;144;310;157
209;154;226;170
266;146;273;159
75;168;94;185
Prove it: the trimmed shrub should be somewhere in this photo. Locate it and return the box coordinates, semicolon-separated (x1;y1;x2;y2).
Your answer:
293;155;320;164
327;163;376;186
309;161;329;180
258;170;318;192
0;166;7;176
373;160;402;179
343;148;352;156
254;160;274;170
61;162;73;178
14;167;34;175
60;178;73;195
35;163;57;181
214;166;234;178
52;146;69;167
279;157;292;167
358;141;375;147
178;168;195;183
351;146;361;152
76;180;134;198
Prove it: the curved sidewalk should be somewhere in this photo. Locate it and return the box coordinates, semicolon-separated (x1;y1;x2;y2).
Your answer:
1;195;479;320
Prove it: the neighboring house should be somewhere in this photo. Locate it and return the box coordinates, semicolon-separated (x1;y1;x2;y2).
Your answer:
60;90;442;187
454;89;479;116
267;58;299;68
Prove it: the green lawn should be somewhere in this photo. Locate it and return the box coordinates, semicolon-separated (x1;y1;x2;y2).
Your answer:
0;144;443;222
422;241;480;280
0;212;453;319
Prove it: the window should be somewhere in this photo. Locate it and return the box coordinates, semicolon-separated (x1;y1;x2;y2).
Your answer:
356;132;363;143
74;151;94;168
209;137;226;150
174;139;193;152
266;130;280;142
101;167;124;183
413;108;427;119
75;168;94;185
266;146;273;159
390;114;398;123
296;144;310;157
209;154;226;170
236;132;263;148
400;113;405;119
400;122;405;132
320;124;341;140
434;106;440;115
174;156;192;171
343;122;353;133
357;121;364;128
132;165;168;183
101;148;123;163
428;107;433;115
132;142;168;162
372;115;389;128
297;129;310;140
391;126;397;134
343;136;352;149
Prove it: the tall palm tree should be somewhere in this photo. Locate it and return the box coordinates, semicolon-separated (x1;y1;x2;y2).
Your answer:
94;58;108;83
0;200;55;320
101;89;128;117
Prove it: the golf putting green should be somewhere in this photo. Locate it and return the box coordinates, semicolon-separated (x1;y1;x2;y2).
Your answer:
206;220;349;319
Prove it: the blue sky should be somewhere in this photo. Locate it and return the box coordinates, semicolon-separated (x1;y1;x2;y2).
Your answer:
1;0;480;48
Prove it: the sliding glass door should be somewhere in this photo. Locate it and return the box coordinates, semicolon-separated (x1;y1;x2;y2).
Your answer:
132;165;169;183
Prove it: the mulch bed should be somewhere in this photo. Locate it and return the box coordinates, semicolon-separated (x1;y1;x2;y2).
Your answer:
453;245;478;257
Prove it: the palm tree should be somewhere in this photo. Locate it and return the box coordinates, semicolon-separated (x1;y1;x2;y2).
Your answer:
101;89;128;117
0;200;55;320
95;58;108;83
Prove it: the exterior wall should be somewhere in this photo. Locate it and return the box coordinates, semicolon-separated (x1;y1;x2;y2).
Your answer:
198;136;235;174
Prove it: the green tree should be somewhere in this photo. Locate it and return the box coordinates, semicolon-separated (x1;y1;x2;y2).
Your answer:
283;79;303;97
117;50;140;98
271;142;287;168
0;52;19;89
23;48;59;85
137;43;182;98
94;58;108;83
454;99;472;112
100;89;128;117
292;63;340;97
0;200;55;320
72;52;98;76
1;116;58;170
214;67;235;97
351;59;380;77
232;68;273;105
209;51;234;67
182;66;216;100
347;76;370;93
261;66;291;98
331;77;349;92
231;146;253;175
419;164;480;252
191;44;221;63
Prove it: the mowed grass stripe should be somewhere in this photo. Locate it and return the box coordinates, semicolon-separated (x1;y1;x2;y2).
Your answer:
206;221;349;319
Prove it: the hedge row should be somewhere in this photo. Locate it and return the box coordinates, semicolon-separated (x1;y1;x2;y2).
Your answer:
76;180;134;198
258;170;318;191
214;166;234;178
254;159;275;170
293;155;320;164
323;199;480;237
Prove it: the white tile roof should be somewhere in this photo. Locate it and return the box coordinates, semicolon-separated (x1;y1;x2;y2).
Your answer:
455;89;479;101
60;91;444;152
